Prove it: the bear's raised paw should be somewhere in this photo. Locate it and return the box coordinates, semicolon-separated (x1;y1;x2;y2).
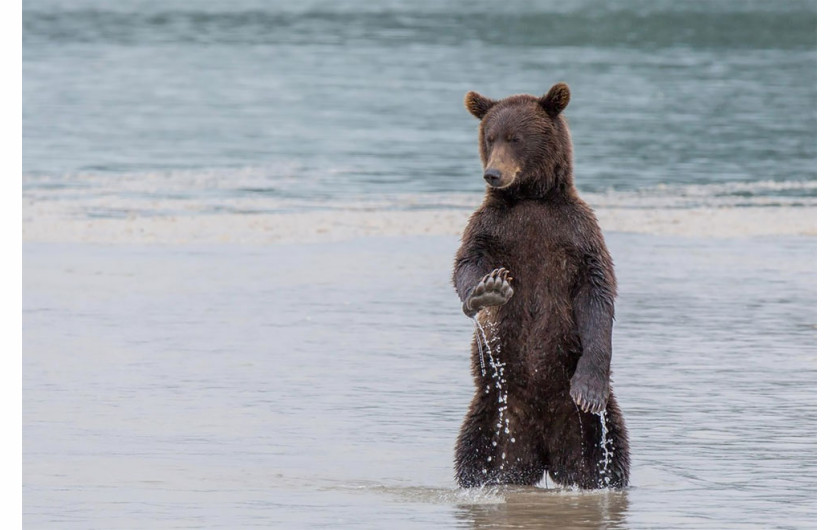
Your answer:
463;268;514;318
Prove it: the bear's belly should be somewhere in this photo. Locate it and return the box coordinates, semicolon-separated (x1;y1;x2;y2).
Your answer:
484;283;581;392
477;234;582;391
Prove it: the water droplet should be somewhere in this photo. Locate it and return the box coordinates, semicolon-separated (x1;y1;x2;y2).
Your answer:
597;410;613;488
474;317;514;469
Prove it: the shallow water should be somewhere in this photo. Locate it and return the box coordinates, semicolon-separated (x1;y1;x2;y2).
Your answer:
23;233;815;528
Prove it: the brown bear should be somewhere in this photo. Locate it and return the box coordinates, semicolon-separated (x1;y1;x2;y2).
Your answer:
452;82;629;489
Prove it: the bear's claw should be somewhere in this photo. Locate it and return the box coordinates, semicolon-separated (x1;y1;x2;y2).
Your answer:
463;268;514;317
570;372;608;414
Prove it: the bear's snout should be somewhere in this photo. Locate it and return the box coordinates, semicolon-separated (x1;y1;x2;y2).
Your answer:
484;143;519;189
484;168;502;187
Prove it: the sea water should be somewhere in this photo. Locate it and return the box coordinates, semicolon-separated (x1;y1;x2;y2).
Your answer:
24;0;814;204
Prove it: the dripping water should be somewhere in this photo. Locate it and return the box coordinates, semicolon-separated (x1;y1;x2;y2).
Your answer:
473;316;510;469
571;398;586;461
597;410;615;488
471;317;487;377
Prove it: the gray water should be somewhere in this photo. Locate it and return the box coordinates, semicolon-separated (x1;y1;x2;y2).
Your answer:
24;0;815;204
23;0;817;527
24;234;816;528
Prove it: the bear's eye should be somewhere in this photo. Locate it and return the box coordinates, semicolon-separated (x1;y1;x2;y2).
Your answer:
487;135;496;145
507;135;519;143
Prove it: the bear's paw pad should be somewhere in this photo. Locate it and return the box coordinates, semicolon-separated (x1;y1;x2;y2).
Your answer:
464;268;514;316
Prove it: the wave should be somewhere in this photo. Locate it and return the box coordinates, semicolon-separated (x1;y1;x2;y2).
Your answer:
588;180;817;210
23;168;817;214
24;6;815;50
23;169;816;242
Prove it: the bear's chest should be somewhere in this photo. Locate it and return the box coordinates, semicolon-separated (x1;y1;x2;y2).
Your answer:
493;208;580;296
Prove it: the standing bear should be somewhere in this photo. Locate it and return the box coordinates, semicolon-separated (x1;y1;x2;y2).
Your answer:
453;82;629;489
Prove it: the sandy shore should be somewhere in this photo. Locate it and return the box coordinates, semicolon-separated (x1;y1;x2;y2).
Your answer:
22;204;816;245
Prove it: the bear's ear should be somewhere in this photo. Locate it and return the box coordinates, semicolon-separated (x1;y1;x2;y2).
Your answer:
539;82;570;118
465;91;497;120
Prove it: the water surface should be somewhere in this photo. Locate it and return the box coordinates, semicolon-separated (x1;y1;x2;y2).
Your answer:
24;234;816;528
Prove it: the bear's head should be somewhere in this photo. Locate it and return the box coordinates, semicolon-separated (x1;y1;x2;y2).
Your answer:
465;82;574;198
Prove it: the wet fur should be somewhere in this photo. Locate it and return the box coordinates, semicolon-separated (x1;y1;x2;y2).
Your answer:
453;84;630;489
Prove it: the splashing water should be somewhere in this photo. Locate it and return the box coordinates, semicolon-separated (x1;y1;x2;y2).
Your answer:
597;411;615;488
473;317;510;469
571;398;586;461
471;317;487;377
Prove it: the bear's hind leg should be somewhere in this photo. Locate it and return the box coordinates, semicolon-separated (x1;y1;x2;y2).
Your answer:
547;393;630;489
454;405;495;487
455;400;545;488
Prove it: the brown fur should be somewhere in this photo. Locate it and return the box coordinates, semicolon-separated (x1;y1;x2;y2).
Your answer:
453;83;629;488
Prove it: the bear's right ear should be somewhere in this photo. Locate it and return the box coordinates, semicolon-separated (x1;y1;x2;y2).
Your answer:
465;91;497;120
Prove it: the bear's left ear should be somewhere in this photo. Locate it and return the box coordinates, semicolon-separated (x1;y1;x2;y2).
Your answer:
539;82;570;118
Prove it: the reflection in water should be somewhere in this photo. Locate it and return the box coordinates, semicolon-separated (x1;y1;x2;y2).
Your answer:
455;487;629;529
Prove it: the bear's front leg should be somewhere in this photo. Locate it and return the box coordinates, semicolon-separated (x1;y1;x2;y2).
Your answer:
570;253;616;414
462;268;514;318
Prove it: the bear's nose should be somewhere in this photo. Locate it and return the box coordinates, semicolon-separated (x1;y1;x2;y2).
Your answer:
484;168;502;186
